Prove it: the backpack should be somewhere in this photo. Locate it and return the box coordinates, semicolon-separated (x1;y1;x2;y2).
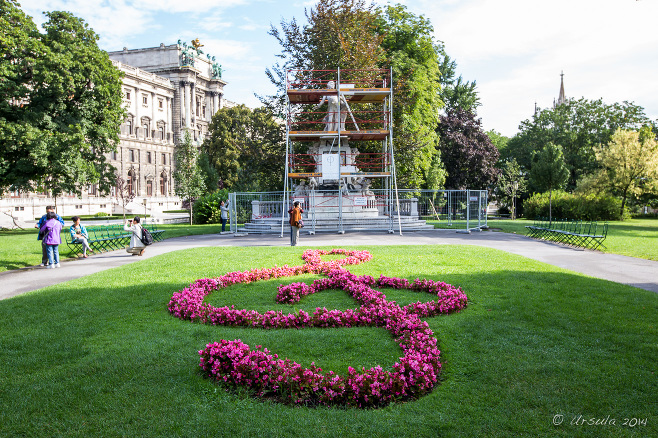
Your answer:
140;227;154;246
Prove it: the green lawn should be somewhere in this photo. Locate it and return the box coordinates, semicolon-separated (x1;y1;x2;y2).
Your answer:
481;218;658;261
0;245;655;437
0;223;223;272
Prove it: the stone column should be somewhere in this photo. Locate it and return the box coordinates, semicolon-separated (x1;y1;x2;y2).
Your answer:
134;86;141;136
213;92;220;114
184;82;192;129
179;81;186;133
166;96;172;141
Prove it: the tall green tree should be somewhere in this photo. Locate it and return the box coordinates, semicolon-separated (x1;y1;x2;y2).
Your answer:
203;105;285;191
506;99;653;190
438;53;480;114
528;143;569;222
174;130;206;225
592;128;658;218
0;1;124;196
375;4;444;188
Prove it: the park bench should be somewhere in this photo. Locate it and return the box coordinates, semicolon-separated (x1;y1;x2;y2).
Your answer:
525;217;608;250
65;224;166;256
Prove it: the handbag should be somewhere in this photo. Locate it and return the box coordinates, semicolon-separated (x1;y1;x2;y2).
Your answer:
39;228;48;240
298;219;304;228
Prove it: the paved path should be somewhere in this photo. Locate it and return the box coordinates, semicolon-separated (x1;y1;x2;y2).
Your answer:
1;230;656;300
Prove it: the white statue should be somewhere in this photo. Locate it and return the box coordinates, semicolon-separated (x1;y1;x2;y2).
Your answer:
293;180;308;196
315;80;349;131
308;177;318;191
361;178;374;196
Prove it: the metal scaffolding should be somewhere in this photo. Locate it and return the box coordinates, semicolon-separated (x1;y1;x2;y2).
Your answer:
282;68;401;236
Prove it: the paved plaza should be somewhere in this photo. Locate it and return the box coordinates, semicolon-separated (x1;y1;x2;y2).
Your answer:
1;229;657;300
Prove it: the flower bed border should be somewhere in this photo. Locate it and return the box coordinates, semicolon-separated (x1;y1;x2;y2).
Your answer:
169;249;468;408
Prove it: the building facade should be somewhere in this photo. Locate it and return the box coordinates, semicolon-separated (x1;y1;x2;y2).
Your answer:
1;41;227;225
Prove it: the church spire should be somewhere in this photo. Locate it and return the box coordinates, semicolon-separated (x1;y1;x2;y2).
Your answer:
556;71;566;106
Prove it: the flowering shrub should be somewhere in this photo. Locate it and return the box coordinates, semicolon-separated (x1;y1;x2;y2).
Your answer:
169;249;468;408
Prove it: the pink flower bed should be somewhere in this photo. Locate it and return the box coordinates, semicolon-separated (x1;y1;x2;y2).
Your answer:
169;249;468;408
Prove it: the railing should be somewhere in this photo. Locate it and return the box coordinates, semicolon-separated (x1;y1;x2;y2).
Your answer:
286;69;392;90
230;189;488;234
288;153;390;173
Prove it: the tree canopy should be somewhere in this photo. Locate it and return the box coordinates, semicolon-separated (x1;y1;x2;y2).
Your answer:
591;128;658;217
505;99;654;191
202;105;285;192
528;142;569;221
0;1;124;196
436;109;499;190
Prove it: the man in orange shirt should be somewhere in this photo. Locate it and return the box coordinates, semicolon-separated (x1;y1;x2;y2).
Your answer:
288;201;302;246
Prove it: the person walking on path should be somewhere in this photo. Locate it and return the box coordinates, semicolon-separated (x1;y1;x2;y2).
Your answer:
288;201;302;246
220;200;229;232
35;206;64;267
40;211;63;268
124;216;146;256
70;216;94;258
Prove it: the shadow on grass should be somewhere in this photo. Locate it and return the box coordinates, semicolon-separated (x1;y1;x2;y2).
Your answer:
0;265;656;438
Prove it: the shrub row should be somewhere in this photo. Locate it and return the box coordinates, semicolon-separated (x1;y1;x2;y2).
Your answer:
524;191;623;221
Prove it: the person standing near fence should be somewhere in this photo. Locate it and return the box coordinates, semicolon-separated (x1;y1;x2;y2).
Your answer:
40;211;63;268
220;200;229;232
288;201;302;246
35;206;64;267
124;216;146;256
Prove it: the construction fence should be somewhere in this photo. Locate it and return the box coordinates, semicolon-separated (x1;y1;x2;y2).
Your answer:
228;189;488;234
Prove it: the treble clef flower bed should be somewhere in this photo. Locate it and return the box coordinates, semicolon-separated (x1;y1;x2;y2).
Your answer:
168;249;468;408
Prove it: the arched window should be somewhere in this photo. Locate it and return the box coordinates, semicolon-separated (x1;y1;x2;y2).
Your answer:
127;170;136;195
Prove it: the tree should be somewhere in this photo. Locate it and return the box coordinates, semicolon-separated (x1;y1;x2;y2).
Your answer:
436;109;500;190
203;105;285;191
375;4;444;189
438;53;480;114
174;130;206;225
487;130;510;155
528;143;569;222
495;158;526;219
506;99;653;191
592;128;658;218
0;2;125;196
114;175;135;221
263;0;384;116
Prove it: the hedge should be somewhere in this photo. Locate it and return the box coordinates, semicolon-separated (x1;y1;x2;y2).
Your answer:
524;191;623;221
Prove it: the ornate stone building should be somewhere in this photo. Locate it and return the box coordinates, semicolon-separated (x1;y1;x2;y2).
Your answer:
1;41;227;225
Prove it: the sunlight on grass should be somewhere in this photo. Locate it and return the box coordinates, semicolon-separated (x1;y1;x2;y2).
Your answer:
1;245;656;437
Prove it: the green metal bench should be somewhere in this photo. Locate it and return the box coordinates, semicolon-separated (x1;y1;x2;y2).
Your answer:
526;218;608;250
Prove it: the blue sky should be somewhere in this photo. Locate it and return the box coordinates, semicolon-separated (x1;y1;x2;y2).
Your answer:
20;0;658;137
